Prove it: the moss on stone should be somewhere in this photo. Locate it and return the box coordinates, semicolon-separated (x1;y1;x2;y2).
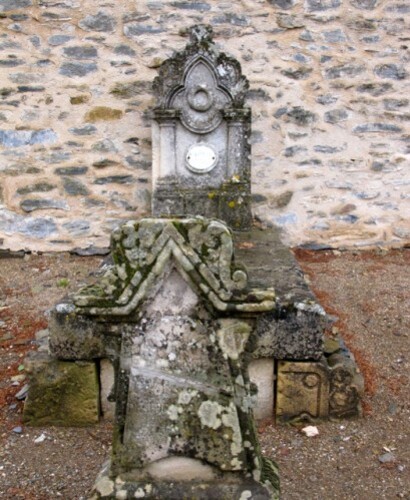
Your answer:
23;356;99;426
261;457;280;499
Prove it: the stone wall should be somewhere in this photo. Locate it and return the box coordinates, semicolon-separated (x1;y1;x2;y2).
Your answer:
0;0;408;252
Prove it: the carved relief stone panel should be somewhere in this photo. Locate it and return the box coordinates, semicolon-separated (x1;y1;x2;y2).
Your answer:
276;360;330;422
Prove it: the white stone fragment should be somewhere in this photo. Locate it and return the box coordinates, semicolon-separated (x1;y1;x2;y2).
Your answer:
145;457;217;481
34;433;46;443
95;476;114;496
302;425;319;437
248;359;274;420
55;302;75;314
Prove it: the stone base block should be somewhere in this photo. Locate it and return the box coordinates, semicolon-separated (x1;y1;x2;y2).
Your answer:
100;358;115;420
276;344;364;422
49;304;106;360
248;358;274;421
328;352;364;418
152;185;252;230
90;460;279;499
276;360;329;422
23;352;99;426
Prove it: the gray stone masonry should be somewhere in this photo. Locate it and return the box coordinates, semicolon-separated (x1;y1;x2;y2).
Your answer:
0;3;408;252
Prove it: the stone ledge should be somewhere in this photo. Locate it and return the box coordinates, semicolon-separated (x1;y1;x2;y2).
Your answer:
235;226;329;360
90;460;279;500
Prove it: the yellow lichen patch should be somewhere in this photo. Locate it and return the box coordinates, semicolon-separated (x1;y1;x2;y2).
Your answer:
84;106;123;122
70;95;90;105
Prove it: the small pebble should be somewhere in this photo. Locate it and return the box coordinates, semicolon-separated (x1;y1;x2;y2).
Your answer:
388;403;398;415
12;426;22;434
302;425;319;437
378;452;395;464
15;384;29;400
34;433;46;443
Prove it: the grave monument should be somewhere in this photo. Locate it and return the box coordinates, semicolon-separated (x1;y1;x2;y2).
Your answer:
23;24;364;499
151;24;252;230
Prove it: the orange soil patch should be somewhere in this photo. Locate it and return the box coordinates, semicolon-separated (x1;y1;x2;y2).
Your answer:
295;249;380;402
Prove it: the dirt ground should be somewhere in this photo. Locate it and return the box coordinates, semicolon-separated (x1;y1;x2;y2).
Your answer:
0;248;409;499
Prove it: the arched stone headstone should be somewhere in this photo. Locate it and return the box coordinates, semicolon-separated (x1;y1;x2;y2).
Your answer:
152;25;252;230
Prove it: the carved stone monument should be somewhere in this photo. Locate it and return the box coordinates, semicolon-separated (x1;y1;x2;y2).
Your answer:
62;218;280;499
22;24;365;499
152;24;252;230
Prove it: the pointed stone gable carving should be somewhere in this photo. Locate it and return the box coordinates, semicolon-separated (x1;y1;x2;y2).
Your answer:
74;218;275;315
153;24;249;111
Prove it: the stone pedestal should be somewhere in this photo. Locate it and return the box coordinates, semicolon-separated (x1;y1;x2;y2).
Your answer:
24;222;363;428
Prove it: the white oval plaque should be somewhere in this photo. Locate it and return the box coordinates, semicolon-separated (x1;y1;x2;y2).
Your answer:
185;144;218;174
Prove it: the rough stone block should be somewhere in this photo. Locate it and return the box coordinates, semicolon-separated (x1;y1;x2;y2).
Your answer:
255;309;325;360
49;302;105;360
219;185;252;231
184;190;219;219
152;188;184;216
248;358;274;421
328;352;364;418
235;227;328;361
276;360;329;422
23;352;99;426
100;358;115;420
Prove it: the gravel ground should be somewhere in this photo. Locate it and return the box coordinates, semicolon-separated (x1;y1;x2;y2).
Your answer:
0;249;409;499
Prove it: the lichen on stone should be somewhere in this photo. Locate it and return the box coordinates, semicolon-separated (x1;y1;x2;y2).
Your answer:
73;218;276;316
198;400;223;430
